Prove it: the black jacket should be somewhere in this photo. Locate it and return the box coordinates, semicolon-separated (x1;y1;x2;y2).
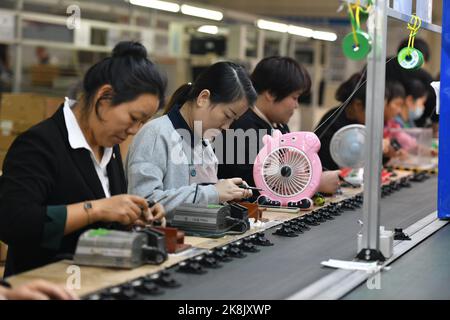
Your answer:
217;108;289;201
0;106;126;277
314;107;358;170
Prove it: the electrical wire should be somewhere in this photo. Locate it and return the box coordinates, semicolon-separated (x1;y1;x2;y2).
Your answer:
314;56;397;140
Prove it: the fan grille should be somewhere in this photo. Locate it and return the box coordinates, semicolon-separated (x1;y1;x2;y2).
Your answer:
262;147;312;197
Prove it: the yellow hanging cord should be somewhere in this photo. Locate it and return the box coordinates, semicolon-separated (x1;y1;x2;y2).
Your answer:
348;0;371;48
407;15;422;53
348;4;359;46
355;0;361;27
359;1;372;15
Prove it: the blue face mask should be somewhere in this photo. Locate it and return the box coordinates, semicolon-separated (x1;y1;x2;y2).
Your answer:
409;105;424;120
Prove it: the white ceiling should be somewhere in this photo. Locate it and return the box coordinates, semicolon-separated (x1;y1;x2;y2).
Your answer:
15;0;444;25
195;0;345;17
194;0;443;22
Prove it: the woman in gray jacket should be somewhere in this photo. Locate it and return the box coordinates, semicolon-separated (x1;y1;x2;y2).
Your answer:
127;62;257;217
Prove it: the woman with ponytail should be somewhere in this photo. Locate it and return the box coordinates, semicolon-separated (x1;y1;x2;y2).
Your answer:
0;41;167;276
127;62;257;218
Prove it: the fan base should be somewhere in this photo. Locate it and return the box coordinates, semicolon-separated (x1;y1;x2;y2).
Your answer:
356;248;386;262
257;196;313;210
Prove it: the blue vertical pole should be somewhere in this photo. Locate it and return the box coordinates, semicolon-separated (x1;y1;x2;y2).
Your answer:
438;0;450;219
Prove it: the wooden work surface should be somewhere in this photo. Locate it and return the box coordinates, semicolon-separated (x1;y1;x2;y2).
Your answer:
6;170;415;297
6;250;204;297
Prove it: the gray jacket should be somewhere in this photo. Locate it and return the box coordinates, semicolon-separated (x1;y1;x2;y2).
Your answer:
126;115;219;218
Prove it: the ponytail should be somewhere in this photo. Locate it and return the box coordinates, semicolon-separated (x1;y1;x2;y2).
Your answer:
164;62;256;115
163;83;192;114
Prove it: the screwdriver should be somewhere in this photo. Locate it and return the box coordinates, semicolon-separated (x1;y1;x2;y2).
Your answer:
144;195;168;227
147;195;168;207
238;183;263;191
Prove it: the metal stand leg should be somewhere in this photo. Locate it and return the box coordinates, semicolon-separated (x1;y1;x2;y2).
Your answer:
356;0;388;262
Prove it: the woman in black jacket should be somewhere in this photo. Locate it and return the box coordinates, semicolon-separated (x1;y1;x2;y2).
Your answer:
0;41;167;276
217;56;340;199
314;72;366;170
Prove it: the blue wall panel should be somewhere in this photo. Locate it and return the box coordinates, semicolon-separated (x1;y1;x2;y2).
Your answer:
438;0;450;219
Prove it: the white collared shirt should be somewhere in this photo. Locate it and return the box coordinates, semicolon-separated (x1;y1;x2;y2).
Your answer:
63;97;113;198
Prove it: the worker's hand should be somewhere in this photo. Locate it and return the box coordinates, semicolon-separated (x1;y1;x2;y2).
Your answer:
139;202;166;227
239;180;253;200
2;280;78;300
383;142;402;159
92;194;148;226
396;148;409;160
318;170;340;195
430;148;438;157
215;178;252;202
383;138;391;154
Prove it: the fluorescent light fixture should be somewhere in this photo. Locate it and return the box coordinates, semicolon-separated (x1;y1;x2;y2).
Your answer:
256;19;288;33
287;25;313;38
197;25;219;35
181;4;223;21
312;30;338;41
129;0;180;13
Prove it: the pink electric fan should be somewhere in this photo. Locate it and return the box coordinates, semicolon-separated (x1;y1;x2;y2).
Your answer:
253;130;322;209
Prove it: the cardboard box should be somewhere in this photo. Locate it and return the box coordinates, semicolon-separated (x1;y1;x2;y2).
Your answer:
45;97;63;118
13;120;36;133
0;119;36;136
0;242;7;263
0;94;62;135
0;150;6;169
0;133;17;151
0;93;47;125
30;64;59;87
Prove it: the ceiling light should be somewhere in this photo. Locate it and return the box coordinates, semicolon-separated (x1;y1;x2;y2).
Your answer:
312;30;338;41
197;25;219;34
181;4;223;21
287;25;313;38
129;0;180;13
256;19;288;33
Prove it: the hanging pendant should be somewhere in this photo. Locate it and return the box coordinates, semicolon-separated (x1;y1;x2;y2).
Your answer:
342;31;372;61
397;47;424;70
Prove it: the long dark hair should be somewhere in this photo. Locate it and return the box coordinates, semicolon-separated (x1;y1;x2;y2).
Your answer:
81;41;167;119
164;61;257;114
335;72;367;107
403;78;427;100
385;81;405;103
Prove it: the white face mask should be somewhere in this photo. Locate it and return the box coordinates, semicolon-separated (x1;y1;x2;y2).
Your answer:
409;105;424;120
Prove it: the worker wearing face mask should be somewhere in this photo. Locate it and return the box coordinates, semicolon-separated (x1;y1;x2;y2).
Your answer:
394;78;428;129
408;103;426;124
385;78;436;158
